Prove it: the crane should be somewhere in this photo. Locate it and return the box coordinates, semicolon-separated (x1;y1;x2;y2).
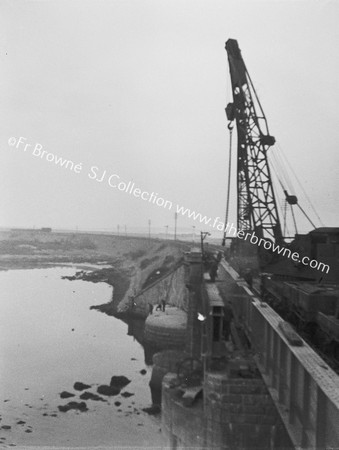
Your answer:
225;39;284;246
223;39;339;373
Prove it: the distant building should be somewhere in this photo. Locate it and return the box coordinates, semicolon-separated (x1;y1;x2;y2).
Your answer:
10;227;52;233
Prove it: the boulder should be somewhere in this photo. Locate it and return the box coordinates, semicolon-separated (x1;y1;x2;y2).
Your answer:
121;391;134;398
58;401;88;412
80;392;106;402
73;382;91;391
97;385;120;396
110;376;131;389
60;391;75;399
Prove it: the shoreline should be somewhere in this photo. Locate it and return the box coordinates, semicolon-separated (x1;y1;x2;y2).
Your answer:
0;266;164;448
0;232;190;326
0;257;133;317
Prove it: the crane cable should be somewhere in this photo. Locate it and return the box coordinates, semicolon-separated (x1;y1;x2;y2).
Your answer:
268;157;289;221
222;122;233;246
277;142;324;227
270;141;323;227
269;158;286;192
297;204;316;229
271;149;295;195
269;151;317;231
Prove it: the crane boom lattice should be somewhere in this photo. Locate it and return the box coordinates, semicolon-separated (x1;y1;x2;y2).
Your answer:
225;39;283;244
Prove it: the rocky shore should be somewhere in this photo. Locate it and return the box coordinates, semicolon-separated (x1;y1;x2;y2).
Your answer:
0;230;195;449
0;230;189;317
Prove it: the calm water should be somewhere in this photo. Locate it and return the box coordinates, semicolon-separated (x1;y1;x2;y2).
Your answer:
0;267;163;448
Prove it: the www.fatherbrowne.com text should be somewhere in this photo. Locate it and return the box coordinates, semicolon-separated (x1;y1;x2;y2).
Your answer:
8;136;329;274
178;211;329;275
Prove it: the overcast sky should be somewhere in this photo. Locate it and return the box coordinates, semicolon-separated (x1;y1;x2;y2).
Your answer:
1;0;338;236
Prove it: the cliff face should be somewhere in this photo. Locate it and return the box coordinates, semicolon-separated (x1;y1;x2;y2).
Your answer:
116;241;189;317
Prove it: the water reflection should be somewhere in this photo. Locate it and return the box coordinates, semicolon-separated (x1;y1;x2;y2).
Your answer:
0;268;163;448
125;317;158;366
123;317;164;406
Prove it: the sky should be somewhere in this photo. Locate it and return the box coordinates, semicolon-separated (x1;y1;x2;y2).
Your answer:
1;0;338;237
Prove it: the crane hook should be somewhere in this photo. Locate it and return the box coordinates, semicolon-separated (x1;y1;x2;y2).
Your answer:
228;122;234;131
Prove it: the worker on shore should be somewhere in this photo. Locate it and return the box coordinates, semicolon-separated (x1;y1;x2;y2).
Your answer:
148;303;153;315
161;298;166;312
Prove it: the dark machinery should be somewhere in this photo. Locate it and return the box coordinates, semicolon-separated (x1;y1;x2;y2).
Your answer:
224;39;339;365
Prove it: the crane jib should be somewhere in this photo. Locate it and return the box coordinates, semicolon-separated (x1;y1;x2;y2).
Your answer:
225;38;283;248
